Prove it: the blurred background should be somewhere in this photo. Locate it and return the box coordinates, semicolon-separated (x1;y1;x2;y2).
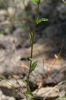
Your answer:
0;0;66;100
0;0;66;59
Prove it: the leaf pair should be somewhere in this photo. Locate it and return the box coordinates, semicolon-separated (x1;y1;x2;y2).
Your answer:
36;18;48;24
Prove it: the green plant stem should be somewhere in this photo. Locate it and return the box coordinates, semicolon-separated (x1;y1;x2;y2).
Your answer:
26;3;40;99
30;4;39;67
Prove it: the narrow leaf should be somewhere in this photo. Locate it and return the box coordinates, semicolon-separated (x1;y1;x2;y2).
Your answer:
26;92;34;98
55;98;66;100
62;0;66;4
29;32;33;44
30;0;40;5
26;86;34;98
30;61;38;73
23;76;27;84
36;18;48;24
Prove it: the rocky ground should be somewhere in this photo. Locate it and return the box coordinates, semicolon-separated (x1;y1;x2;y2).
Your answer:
0;0;66;100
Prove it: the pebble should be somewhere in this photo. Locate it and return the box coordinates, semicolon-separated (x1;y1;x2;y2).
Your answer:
0;90;14;100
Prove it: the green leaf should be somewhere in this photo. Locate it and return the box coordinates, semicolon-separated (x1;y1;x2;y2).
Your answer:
62;0;66;4
23;76;27;84
29;32;33;44
30;0;40;5
26;86;34;98
30;61;38;73
55;98;66;100
4;28;9;33
0;30;4;34
36;18;48;24
26;92;34;98
29;57;34;61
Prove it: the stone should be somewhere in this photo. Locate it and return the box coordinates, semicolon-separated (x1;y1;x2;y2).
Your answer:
29;59;66;88
33;80;66;100
0;10;7;16
13;28;24;37
57;3;66;20
0;79;26;89
0;89;14;100
15;0;29;10
0;10;7;22
0;15;5;22
8;7;16;18
13;28;29;47
0;34;15;50
44;25;58;38
33;87;59;100
0;79;26;100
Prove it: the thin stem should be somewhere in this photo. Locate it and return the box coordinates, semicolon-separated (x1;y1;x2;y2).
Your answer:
27;3;40;97
30;4;39;67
